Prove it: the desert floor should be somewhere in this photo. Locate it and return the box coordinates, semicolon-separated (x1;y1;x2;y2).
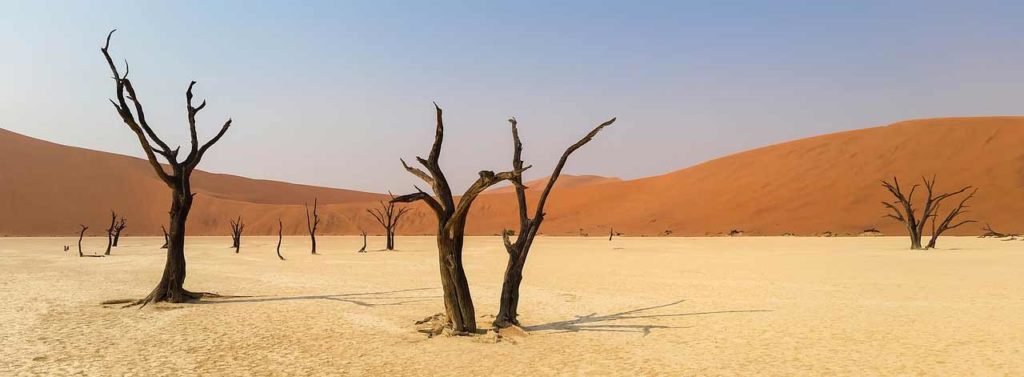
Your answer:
2;236;1022;376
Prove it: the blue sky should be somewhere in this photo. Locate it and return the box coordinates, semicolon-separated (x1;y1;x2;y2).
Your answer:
2;1;1023;192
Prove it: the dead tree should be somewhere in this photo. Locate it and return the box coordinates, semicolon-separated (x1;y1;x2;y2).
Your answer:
78;225;103;258
102;30;233;306
160;225;169;249
276;219;285;261
493;116;615;328
358;230;368;253
609;228;614;241
112;216;127;247
229;216;244;253
881;176;972;250
392;104;524;333
926;189;977;248
367;193;411;250
305;198;320;254
980;224;1007;238
104;211;117;256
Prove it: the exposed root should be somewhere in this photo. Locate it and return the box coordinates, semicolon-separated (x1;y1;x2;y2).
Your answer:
108;289;246;309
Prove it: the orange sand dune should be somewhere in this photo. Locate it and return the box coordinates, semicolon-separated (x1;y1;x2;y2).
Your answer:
3;116;1024;237
486;174;622;194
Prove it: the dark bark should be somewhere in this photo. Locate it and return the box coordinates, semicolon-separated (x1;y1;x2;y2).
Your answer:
358;230;367;253
101;30;232;306
391;104;524;333
105;211;116;255
881;176;972;250
229;216;244;253
112;216;126;247
78;225;88;257
980;224;1007;238
276;219;285;260
306;198;320;254
160;225;169;249
926;189;977;248
78;225;104;258
368;194;411;251
609;228;614;241
494;116;615;328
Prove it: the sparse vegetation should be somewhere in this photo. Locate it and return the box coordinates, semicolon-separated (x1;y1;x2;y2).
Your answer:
881;176;973;250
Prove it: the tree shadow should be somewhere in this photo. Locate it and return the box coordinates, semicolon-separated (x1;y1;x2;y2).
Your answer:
196;287;440;308
525;299;773;336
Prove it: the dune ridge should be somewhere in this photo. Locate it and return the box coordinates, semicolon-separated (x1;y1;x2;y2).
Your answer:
3;116;1023;237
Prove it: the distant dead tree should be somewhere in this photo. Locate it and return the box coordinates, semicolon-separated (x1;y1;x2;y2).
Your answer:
276;219;285;261
357;229;368;253
926;189;976;248
881;176;973;250
104;211;117;256
392;104;524;333
493;116;615;328
980;223;1007;238
229;216;244;253
112;216;127;247
609;228;614;241
305;198;320;254
160;225;169;249
367;193;411;251
102;30;233;306
78;225;103;258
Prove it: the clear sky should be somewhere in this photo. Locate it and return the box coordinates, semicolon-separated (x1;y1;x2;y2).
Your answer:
2;1;1022;192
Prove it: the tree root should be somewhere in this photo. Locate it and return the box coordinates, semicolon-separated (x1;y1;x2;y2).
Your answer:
106;289;247;309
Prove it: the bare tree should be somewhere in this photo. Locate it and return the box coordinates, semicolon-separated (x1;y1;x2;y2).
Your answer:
112;216;127;247
305;198;320;254
357;229;368;253
102;30;233;306
160;225;169;249
609;228;614;241
980;223;1007;238
276;219;285;261
229;216;244;253
78;225;103;258
493;116;615;328
367;194;411;250
105;211;117;256
926;189;977;248
392;104;524;333
881;176;972;250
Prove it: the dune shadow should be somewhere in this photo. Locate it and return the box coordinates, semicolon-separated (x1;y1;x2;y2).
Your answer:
196;287;440;307
525;299;773;336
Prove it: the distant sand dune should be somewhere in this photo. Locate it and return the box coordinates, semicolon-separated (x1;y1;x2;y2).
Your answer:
3;116;1024;236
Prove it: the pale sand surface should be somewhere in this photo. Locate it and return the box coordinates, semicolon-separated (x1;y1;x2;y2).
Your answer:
2;236;1023;376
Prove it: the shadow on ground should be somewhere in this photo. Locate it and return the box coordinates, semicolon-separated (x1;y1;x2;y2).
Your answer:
196;287;440;307
525;299;773;336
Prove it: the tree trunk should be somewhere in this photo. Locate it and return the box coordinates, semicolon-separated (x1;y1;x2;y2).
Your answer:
437;229;476;333
310;233;317;255
386;230;395;250
494;255;526;327
112;231;122;247
145;190;193;303
276;220;285;260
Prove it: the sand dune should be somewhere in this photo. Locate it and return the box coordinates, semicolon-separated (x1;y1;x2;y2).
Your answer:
3;236;1022;375
486;174;622;194
3;116;1024;236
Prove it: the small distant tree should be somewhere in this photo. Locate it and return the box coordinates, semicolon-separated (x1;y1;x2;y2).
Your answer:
493;116;615;328
357;229;368;253
112;216;127;247
78;225;103;258
305;198;320;254
229;216;244;253
392;104;524;333
276;219;285;261
104;211;117;256
881;176;973;250
367;194;411;250
160;225;169;249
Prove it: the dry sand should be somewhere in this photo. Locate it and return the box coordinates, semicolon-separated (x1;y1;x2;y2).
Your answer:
2;236;1022;376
